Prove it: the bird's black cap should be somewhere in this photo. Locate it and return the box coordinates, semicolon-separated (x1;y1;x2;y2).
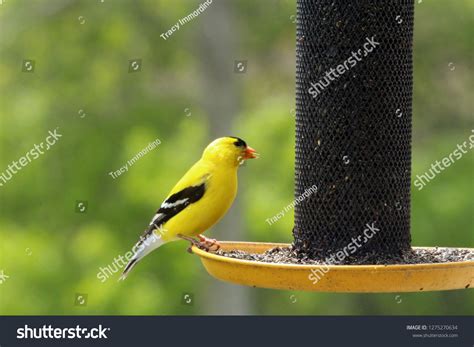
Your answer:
229;136;247;148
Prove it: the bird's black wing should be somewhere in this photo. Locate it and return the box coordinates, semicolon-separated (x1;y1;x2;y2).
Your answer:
140;181;207;239
154;183;206;226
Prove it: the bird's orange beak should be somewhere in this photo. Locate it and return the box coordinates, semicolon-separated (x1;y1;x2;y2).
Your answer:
243;146;259;159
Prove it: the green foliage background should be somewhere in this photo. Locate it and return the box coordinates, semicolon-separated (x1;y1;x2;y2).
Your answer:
0;0;472;315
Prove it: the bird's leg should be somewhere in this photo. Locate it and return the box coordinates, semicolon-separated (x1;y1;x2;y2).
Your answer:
177;234;201;253
198;234;221;251
177;234;216;253
176;234;220;253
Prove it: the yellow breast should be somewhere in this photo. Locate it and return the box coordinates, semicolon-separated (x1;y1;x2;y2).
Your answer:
160;164;238;241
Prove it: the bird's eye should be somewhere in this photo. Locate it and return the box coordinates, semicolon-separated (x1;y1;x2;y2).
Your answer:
232;138;247;148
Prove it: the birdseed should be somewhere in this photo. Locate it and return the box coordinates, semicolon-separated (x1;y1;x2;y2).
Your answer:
215;246;474;265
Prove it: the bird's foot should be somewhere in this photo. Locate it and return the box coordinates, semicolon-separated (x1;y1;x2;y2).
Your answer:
177;234;220;253
177;234;200;253
198;234;221;252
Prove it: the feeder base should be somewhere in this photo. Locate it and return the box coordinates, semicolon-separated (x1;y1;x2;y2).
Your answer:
192;242;474;293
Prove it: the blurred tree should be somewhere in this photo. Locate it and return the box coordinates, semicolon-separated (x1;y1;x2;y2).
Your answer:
197;0;252;315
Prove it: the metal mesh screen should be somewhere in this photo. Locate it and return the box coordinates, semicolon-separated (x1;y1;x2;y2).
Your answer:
293;0;414;259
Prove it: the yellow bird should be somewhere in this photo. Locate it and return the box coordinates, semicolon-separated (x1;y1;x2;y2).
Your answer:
120;136;258;280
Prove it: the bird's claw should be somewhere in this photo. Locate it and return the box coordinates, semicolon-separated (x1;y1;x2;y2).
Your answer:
177;234;220;253
198;235;221;252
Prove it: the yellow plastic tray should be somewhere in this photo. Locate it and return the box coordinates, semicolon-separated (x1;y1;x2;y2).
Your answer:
193;242;474;292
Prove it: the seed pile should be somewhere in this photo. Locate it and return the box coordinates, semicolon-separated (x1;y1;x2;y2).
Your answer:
216;246;474;265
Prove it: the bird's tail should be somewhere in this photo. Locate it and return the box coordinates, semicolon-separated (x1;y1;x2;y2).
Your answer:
119;232;164;281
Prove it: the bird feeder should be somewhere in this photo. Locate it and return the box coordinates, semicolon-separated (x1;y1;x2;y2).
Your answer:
193;0;473;292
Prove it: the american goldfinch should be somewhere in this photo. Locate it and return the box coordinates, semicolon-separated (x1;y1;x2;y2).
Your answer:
120;136;258;280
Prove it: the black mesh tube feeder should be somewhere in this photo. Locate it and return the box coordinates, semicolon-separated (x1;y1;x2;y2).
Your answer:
192;0;474;292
